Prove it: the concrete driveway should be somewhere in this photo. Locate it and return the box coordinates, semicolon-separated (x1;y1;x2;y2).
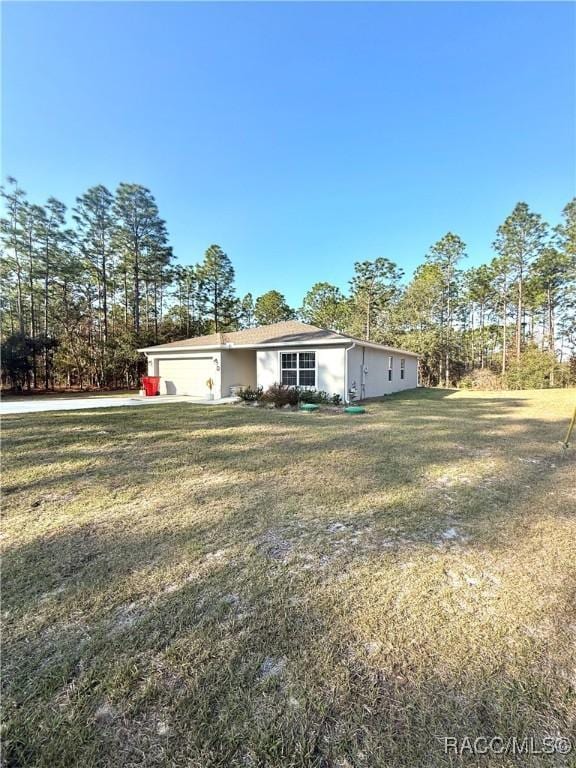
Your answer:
0;395;237;415
1;396;147;415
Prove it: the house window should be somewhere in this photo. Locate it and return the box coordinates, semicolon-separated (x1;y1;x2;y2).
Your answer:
400;358;405;380
280;351;316;388
388;356;393;382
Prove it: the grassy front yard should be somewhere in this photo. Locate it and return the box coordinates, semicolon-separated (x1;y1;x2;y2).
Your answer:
2;389;575;767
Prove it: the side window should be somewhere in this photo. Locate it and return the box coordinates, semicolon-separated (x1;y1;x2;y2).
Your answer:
298;352;316;387
280;352;316;387
400;358;405;380
388;356;393;381
280;352;297;386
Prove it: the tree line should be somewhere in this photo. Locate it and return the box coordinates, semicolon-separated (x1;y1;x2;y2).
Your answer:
1;177;575;390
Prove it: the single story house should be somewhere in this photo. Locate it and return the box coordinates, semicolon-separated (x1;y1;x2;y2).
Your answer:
138;320;418;401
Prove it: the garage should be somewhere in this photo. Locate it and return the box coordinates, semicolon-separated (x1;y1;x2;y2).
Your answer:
156;357;214;396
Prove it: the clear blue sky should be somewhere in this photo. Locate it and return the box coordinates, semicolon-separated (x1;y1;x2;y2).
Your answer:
3;1;575;306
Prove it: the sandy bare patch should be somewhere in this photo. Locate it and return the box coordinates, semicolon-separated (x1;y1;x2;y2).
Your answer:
107;601;148;634
259;656;287;680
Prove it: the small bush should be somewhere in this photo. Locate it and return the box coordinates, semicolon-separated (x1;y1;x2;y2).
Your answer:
296;389;318;404
297;389;328;404
296;389;342;405
238;386;263;402
261;384;300;408
459;368;502;391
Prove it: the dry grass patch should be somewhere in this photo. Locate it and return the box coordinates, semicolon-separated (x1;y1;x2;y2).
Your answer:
2;388;576;767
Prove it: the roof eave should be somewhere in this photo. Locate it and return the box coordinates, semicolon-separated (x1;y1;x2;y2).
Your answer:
139;338;350;354
228;338;351;349
138;338;419;357
356;340;419;357
137;344;224;353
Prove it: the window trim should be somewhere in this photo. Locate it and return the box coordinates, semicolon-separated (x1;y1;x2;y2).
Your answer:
388;355;393;382
400;358;405;380
278;349;318;389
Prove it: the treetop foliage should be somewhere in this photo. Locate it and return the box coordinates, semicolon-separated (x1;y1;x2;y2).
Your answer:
1;176;574;391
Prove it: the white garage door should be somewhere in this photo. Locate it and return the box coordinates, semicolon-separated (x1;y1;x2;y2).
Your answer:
157;357;214;396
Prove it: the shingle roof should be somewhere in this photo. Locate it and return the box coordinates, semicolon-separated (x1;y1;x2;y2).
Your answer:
138;320;419;357
150;332;225;349
140;321;345;350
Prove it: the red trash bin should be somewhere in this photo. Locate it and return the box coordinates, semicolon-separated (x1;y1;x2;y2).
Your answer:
142;376;161;396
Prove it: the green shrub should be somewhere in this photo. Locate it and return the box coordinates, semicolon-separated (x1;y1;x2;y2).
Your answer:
504;347;559;390
260;386;344;408
296;389;319;404
297;389;343;405
557;359;576;387
238;386;263;402
297;389;328;404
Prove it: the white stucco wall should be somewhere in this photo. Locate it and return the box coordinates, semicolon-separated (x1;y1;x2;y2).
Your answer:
220;349;257;395
402;355;419;390
346;346;363;398
256;345;348;399
347;346;418;399
144;343;418;400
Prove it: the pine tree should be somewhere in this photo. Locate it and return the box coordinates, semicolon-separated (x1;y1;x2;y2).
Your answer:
493;203;547;361
489;255;513;375
113;184;169;336
299;282;349;330
391;263;444;386
239;293;255;328
349;258;403;342
73;185;115;380
35;198;69;388
465;264;493;368
173;265;202;337
197;245;237;332
426;233;466;386
254;290;294;325
554;199;576;364
0;178;27;334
